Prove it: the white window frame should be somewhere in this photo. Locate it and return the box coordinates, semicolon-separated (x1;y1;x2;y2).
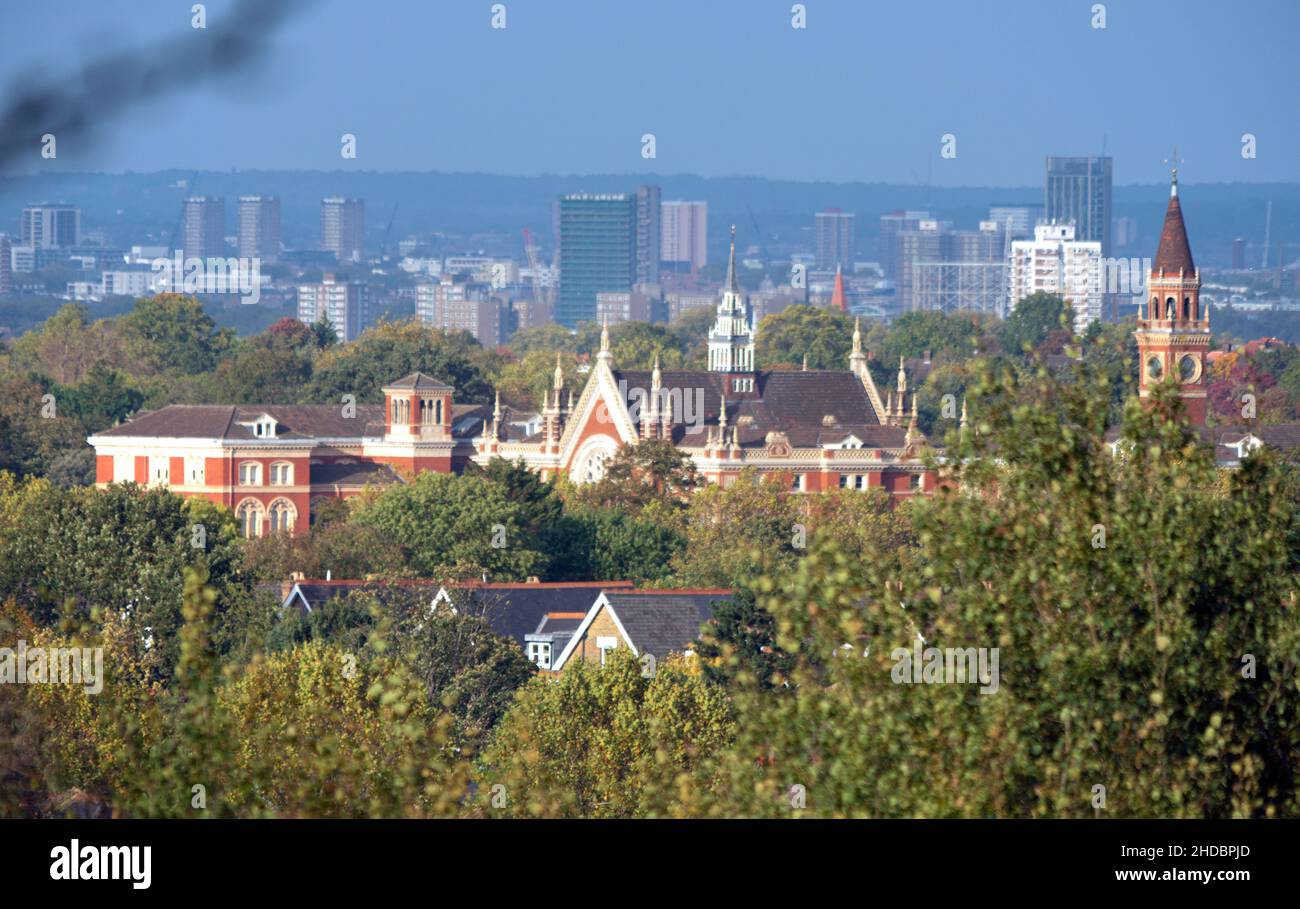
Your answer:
238;461;262;486
185;455;205;486
270;461;293;486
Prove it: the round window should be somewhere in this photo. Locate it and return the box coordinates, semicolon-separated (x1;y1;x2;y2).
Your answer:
1146;356;1163;380
1179;354;1199;383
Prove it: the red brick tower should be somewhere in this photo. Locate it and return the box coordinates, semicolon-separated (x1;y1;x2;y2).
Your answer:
1135;168;1210;425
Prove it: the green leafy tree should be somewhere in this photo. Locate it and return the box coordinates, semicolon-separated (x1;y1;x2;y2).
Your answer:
307;320;497;405
351;472;550;580
755;305;855;369
118;294;235;375
479;650;732;817
684;366;1300;818
999;291;1070;356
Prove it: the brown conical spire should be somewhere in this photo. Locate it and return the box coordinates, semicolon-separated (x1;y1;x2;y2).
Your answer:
830;263;847;312
1153;170;1195;276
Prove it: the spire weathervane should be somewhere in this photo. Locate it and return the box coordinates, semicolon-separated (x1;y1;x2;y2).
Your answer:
1163;147;1184;197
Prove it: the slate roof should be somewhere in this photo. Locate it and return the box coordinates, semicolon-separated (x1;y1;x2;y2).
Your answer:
93;404;386;440
603;590;732;660
93;401;489;441
612;369;906;449
385;372;453;391
1154;194;1196;275
442;582;636;646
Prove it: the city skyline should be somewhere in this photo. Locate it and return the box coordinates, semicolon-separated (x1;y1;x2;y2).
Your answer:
0;0;1295;185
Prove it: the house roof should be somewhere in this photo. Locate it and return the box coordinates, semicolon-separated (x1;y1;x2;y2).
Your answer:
93;404;387;441
612;369;906;449
439;582;636;646
600;590;732;661
93;400;489;442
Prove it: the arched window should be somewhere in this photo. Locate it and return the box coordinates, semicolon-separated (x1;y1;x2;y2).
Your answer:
269;461;293;485
236;499;264;538
1183;297;1192;320
435;398;443;424
238;461;261;486
268;499;296;535
1166;297;1176;319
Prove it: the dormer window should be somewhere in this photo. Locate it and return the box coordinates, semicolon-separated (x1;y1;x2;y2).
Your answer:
245;414;277;438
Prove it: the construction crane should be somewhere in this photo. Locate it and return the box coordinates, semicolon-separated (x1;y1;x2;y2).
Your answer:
522;228;554;306
746;206;772;271
1262;200;1272;269
382;202;399;258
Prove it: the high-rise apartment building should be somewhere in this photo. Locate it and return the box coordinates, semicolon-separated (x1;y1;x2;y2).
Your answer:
1008;222;1103;332
297;277;369;343
660;201;708;271
21;203;80;250
1045;156;1113;256
415;277;501;346
815;208;855;270
181;196;225;260
0;234;11;295
878;211;929;280
238;195;281;262
636;184;661;286
321;197;365;263
988;204;1043;239
556;193;636;327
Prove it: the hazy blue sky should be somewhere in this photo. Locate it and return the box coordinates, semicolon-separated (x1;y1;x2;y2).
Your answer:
2;0;1296;185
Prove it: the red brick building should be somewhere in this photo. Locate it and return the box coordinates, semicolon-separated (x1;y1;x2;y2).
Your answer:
88;372;487;537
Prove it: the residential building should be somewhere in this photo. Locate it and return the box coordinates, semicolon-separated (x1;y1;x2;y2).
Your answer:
21;203;80;249
0;234;10;295
1008;222;1103;331
815;208;855;270
878;210;929;280
635;184;661;286
552;589;733;670
660;200;708;271
238;195;281;262
988;204;1043;238
180;196;225;260
416;277;502;346
1045;156;1113;256
556;193;636;326
297;277;369;342
596;290;654;325
321;196;365;263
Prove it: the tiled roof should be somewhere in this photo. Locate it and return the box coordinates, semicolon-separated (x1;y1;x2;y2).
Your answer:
613;369;903;449
604;590;732;661
443;582;636;645
93;400;488;442
93;404;386;440
1154;195;1195;275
